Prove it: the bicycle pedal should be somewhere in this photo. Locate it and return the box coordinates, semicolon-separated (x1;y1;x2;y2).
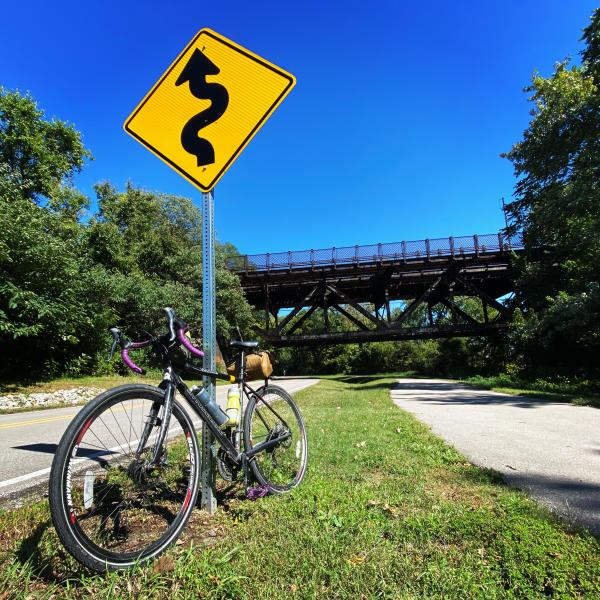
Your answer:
246;484;270;499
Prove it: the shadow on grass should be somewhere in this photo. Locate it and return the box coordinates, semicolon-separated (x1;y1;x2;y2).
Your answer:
332;376;398;391
14;519;73;581
392;380;575;408
215;482;245;505
11;519;100;590
338;376;387;385
16;520;50;564
463;464;600;540
0;380;51;395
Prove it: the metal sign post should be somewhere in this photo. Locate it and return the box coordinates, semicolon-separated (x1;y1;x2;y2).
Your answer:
123;28;296;515
201;188;217;514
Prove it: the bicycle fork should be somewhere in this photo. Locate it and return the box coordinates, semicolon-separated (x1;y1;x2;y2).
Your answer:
135;370;175;469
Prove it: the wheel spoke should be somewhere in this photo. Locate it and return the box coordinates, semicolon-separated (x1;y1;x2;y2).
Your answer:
245;386;307;492
50;389;199;571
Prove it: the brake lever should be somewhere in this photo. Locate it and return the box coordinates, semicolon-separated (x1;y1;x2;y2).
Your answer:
107;327;122;362
163;307;177;342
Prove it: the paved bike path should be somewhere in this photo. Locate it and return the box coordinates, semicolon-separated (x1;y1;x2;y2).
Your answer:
391;379;600;537
0;378;319;507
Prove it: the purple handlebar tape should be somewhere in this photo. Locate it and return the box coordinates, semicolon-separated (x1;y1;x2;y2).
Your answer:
131;340;151;349
119;330;201;374
121;348;145;374
177;328;204;357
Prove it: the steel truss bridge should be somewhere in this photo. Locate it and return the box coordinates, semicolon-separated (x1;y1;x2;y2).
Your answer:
226;233;524;347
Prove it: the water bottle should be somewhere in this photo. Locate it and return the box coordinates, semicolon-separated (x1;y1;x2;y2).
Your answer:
190;385;228;427
224;385;240;427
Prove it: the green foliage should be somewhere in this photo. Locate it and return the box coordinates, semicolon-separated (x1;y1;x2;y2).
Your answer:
0;88;92;202
503;8;600;377
0;195;116;378
0;89;253;379
86;182;254;341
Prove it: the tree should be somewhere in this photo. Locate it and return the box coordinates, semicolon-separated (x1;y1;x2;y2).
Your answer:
503;9;600;375
87;183;254;342
0;90;109;378
0;88;92;202
0;89;253;379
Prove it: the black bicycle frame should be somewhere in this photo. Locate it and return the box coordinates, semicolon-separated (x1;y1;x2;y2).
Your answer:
155;365;291;467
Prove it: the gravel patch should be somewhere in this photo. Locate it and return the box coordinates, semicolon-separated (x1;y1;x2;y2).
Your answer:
0;387;105;410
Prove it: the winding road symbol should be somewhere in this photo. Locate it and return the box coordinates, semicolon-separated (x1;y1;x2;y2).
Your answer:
123;28;295;192
176;49;229;167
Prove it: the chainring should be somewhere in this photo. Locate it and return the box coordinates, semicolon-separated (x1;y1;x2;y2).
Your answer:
216;446;241;482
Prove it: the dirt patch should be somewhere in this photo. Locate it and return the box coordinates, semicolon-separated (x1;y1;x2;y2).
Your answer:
425;467;494;510
178;510;227;548
365;469;390;485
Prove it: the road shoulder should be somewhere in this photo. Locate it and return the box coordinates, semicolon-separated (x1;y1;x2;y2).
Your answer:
391;378;600;538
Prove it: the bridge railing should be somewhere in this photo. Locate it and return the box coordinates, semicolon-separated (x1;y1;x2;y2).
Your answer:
226;232;524;273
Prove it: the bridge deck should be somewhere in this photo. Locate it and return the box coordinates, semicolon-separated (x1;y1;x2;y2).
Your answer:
226;233;524;346
227;233;522;274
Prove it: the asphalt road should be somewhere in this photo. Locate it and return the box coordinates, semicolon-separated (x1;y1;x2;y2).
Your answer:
0;378;318;507
391;379;600;537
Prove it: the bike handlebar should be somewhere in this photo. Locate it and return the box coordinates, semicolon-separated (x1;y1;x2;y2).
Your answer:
121;346;146;374
108;307;204;374
177;328;204;357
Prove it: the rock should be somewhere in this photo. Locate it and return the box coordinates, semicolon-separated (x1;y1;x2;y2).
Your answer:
0;387;105;411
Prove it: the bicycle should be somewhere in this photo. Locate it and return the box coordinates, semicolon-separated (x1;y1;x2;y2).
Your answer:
48;307;308;572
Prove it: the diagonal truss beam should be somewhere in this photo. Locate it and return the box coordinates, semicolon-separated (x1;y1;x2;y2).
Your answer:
454;275;509;316
286;304;318;335
332;304;371;331
326;283;389;328
276;282;322;332
391;275;443;327
439;298;479;325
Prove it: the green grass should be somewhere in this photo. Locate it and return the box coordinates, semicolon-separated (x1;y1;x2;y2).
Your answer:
1;377;599;599
459;374;600;408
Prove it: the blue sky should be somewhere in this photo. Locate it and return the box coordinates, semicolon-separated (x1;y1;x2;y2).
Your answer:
1;1;597;256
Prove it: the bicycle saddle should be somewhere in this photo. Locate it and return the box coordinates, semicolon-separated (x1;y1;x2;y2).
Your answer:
230;340;259;350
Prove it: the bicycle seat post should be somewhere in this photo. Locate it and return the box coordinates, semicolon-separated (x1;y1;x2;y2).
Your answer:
238;350;246;383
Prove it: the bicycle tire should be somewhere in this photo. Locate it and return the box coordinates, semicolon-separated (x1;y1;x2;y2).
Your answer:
243;385;308;492
49;384;200;572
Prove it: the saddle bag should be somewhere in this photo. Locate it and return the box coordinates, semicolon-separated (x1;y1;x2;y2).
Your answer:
227;350;274;381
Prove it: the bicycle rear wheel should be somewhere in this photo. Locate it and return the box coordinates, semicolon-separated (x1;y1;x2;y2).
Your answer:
244;385;308;492
49;384;200;572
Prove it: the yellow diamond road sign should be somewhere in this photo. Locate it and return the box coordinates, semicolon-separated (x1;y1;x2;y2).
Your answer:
124;29;295;192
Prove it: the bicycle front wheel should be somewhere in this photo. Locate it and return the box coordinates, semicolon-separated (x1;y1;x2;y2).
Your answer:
244;385;308;492
49;384;200;572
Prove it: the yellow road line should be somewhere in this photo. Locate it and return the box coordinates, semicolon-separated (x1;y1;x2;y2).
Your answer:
0;413;79;429
0;403;145;430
